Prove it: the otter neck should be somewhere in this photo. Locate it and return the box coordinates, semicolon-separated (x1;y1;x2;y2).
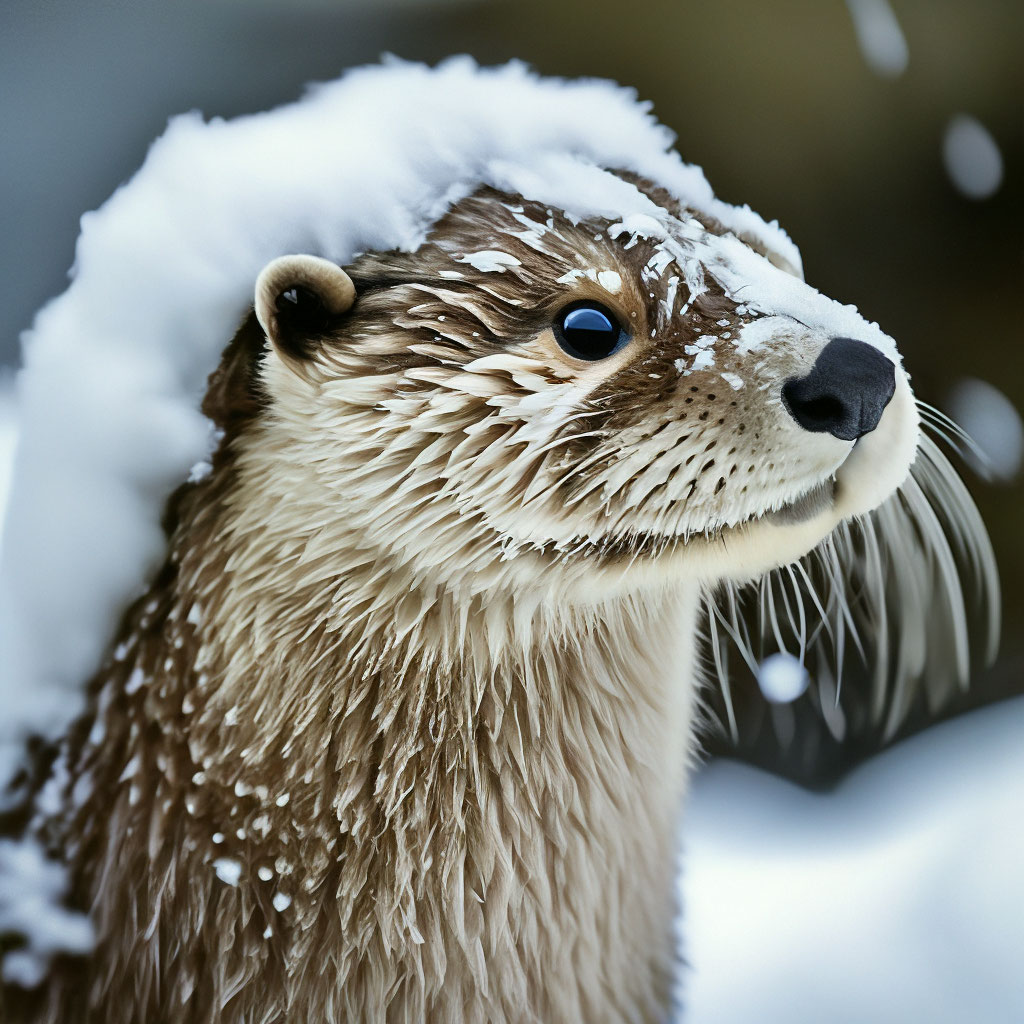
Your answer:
146;455;700;1020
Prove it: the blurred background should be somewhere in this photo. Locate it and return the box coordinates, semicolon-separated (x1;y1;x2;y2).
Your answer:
1;0;1022;1017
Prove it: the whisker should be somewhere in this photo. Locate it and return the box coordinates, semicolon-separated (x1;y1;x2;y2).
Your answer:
696;409;998;759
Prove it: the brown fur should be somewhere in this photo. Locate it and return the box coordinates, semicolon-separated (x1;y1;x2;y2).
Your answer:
4;183;913;1022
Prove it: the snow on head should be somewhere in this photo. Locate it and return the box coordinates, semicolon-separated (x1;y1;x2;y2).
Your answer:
608;213;900;367
455;250;523;273
0;57;804;794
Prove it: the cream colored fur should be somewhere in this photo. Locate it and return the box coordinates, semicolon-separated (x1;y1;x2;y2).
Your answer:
192;453;702;1019
7;186;928;1023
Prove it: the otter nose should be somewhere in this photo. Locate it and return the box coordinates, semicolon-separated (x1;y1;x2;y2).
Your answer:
782;337;896;441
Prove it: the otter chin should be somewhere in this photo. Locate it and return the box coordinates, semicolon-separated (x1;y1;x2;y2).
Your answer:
768;478;835;525
1;63;995;1024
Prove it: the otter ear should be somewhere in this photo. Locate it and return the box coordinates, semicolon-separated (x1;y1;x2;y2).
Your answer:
254;254;356;361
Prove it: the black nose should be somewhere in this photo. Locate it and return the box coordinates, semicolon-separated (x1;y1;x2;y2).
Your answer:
782;337;896;441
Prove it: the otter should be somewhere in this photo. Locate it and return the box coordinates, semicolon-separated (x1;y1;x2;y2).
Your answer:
0;61;995;1024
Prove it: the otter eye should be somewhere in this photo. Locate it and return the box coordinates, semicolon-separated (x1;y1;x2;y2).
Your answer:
554;301;627;361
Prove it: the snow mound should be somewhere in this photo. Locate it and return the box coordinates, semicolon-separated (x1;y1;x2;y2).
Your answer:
680;697;1024;1023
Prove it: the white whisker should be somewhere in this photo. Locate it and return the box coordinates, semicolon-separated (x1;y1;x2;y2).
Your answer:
701;421;998;753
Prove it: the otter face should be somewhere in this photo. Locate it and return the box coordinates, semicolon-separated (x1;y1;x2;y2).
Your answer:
250;181;918;595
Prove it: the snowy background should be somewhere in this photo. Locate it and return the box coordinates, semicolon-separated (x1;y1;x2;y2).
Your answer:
683;698;1024;1022
0;383;13;537
2;0;1022;1019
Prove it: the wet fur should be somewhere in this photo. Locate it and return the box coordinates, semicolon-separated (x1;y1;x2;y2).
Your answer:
2;184;995;1022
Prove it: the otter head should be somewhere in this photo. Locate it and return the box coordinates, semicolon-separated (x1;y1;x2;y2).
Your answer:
242;179;919;602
